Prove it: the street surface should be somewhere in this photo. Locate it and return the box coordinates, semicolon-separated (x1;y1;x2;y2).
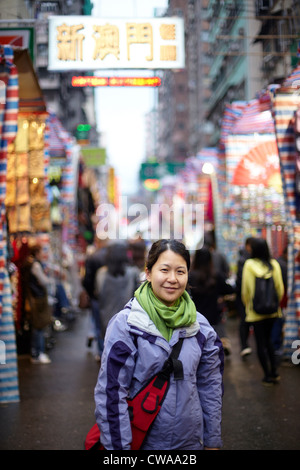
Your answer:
0;311;299;451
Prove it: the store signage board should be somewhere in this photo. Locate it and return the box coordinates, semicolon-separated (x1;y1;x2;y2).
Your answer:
0;28;35;61
139;162;185;181
71;76;161;87
48;16;185;71
81;147;106;167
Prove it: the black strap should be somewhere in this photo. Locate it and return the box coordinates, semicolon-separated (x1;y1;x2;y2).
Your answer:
154;338;184;387
169;338;184;380
170;337;184;360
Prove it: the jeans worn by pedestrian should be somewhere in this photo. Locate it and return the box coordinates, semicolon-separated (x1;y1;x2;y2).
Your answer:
31;328;51;364
90;298;104;359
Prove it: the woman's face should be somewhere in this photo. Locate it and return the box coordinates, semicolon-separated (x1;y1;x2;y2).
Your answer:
146;249;188;306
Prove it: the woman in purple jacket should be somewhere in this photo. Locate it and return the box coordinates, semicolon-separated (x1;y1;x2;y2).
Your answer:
94;239;224;450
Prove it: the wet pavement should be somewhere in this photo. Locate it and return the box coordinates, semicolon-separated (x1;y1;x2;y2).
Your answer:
0;310;299;451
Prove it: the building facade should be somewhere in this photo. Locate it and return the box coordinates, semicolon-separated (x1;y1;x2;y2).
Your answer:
0;0;98;145
156;0;299;159
157;0;190;162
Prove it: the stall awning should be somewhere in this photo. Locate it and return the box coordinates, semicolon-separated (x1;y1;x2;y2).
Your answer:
13;48;46;113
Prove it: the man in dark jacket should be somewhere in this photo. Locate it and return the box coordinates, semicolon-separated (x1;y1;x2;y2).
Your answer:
82;237;108;360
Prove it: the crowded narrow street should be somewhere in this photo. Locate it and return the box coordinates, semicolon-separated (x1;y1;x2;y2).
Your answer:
1;0;300;457
1;308;299;451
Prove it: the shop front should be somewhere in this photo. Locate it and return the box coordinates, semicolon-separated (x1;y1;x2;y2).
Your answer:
217;95;287;269
0;47;81;403
0;45;21;403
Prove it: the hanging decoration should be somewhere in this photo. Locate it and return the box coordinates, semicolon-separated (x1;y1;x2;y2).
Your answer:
232;140;281;189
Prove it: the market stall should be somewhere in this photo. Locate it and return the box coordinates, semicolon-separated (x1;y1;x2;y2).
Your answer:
195;147;224;251
47;112;81;305
219;96;287;268
271;68;300;358
155;156;214;251
2;48;54;358
0;45;20;403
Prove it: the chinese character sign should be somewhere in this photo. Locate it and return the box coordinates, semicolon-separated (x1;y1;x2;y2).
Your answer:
48;16;185;70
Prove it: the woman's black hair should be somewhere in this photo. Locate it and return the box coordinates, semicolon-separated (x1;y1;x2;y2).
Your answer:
250;237;272;269
191;245;212;271
189;246;216;293
106;243;129;276
29;243;42;257
146;239;190;271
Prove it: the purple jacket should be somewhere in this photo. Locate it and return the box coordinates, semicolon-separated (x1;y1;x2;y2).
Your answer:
94;297;224;450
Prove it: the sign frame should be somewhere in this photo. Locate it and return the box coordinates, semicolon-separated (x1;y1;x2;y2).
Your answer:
48;16;185;71
0;27;35;61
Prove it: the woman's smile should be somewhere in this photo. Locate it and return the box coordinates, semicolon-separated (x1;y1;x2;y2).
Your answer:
163;286;177;292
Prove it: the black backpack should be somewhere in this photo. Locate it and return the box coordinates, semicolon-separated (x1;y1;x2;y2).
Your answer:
252;272;279;315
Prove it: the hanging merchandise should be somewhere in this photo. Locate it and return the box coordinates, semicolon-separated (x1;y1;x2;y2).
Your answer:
294;107;300;218
271;70;300;359
172;157;212;250
3;48;54;359
47;113;81;306
0;45;20;404
47;113;80;249
5;114;51;234
196;148;224;249
219;96;287;267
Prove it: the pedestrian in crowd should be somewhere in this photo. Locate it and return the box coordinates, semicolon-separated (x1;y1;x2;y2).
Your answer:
204;231;230;279
82;236;108;360
189;246;235;355
128;231;147;271
51;264;73;332
272;245;288;358
203;232;232;353
94;239;224;450
94;242;140;341
23;243;53;364
241;237;284;386
235;236;256;357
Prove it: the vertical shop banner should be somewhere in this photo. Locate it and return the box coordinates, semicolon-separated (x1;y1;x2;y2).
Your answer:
48;16;185;70
272;85;300;357
0;45;18;314
273;92;300;221
0;45;20;403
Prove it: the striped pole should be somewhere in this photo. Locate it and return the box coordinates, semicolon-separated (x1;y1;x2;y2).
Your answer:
0;45;19;403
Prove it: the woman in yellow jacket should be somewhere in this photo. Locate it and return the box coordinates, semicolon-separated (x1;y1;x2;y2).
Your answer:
241;237;284;386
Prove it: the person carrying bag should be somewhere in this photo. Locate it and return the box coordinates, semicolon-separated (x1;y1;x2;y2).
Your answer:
85;338;183;450
241;237;284;386
92;239;224;451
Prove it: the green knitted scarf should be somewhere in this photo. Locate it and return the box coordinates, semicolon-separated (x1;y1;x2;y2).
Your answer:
134;281;197;341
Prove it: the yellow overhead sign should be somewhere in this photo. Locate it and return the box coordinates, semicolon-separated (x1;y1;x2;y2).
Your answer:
48;16;185;71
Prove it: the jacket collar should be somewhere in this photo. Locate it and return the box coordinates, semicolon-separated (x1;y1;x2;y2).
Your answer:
127;298;200;347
